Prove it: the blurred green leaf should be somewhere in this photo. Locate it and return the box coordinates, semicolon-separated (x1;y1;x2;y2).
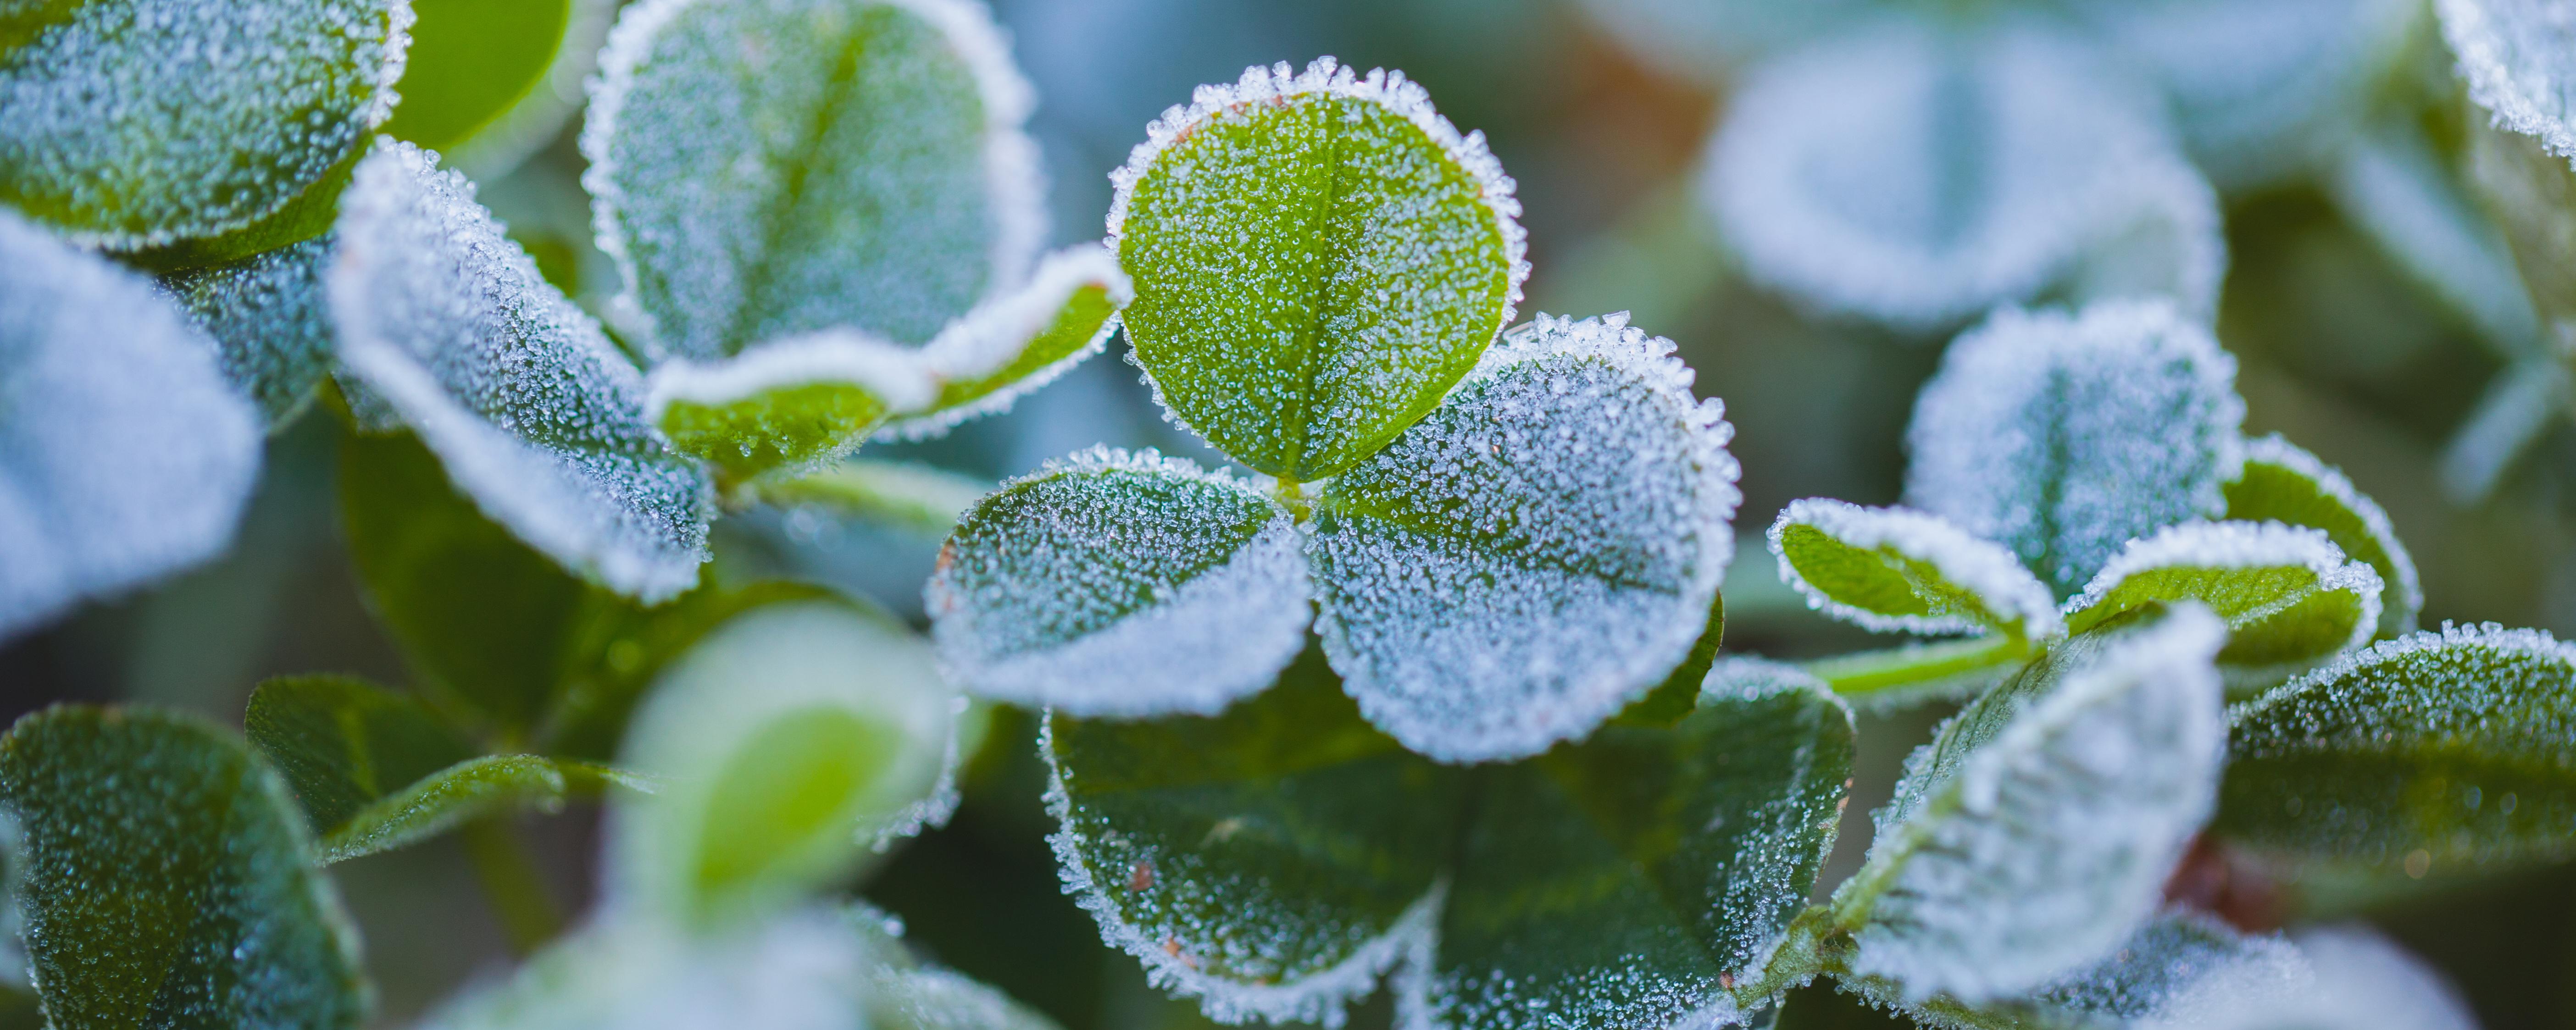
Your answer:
1609;591;1725;728
2060;522;2380;681
848;905;1068;1030
161;236;336;429
1770;499;2060;640
744;460;992;540
383;0;596;175
121;149;357;274
2223;435;2423;640
1113;59;1523;481
0;707;367;1030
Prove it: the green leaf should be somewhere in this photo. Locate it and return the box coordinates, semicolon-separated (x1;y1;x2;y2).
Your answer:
881;247;1132;441
330;139;715;602
1110;57;1527;481
417;909;872;1029
120;146;359;274
1905;302;2244;599
1835;607;2228;1003
383;0;612;178
1768;499;2061;640
928;448;1310;717
541;578;848;763
2213;624;2576;910
0;707;367;1030
0;209;262;642
2061;521;2382;682
0;0;410;247
2224;436;2423;640
1309;315;1737;762
847;905;1067;1030
1413;663;1854;1030
644;343;931;487
745;460;992;539
1609;590;1725;728
1842;910;2309;1030
1044;646;1464;1026
161;236;337;429
615;599;959;927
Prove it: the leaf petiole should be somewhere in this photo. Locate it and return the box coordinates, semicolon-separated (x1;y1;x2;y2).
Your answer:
459;816;565;957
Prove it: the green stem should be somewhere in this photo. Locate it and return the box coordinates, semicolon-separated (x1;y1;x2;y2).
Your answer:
740;460;992;537
1805;635;2030;705
460;816;565;957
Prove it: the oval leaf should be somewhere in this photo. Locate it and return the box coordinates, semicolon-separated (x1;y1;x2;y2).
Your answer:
881;244;1132;441
384;0;612;178
1769;498;2062;640
2215;624;2576;908
0;210;261;641
2224;435;2422;640
329;138;714;602
161;237;337;430
1411;662;1854;1030
1111;57;1528;481
0;0;411;247
1905;300;2245;598
1044;647;1464;1027
0;707;367;1030
1837;606;2228;1003
2063;521;2382;681
927;448;1311;718
1310;314;1738;763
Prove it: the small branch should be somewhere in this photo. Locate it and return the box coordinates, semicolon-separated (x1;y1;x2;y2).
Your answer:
459;816;565;957
1805;635;2030;708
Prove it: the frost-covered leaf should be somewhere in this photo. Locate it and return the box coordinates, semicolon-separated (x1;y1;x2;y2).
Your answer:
1769;498;2061;640
1836;606;2228;1003
2214;624;2576;904
927;448;1310;718
1568;0;1864;82
2465;114;2576;332
881;244;1131;442
1310;314;1738;763
0;210;261;642
1410;665;1853;1030
384;0;612;178
0;0;411;247
614;599;957;926
0;707;367;1030
1111;57;1528;481
1906;301;2245;599
2062;522;2382;681
329;138;713;602
2440;0;2576;162
419;909;868;1030
161;236;337;429
1705;21;2224;329
2134;925;2476;1030
846;906;1066;1030
1044;647;1462;1028
1857;909;2312;1030
2065;0;2418;188
2225;436;2422;639
244;676;594;863
2326;124;2546;360
746;459;992;540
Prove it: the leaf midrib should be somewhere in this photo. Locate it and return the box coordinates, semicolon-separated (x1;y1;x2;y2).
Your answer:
1279;115;1352;479
727;14;877;356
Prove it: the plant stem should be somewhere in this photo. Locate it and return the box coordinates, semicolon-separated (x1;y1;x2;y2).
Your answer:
1805;635;2030;706
460;816;565;957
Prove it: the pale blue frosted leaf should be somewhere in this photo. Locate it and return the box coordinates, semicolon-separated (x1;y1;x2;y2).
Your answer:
0;210;261;641
2439;0;2576;161
613;599;960;927
2326;124;2545;360
1838;606;2228;1003
2029;911;2311;1027
419;910;869;1030
1568;0;1867;82
1905;300;2245;599
1310;314;1739;763
328;138;714;602
846;906;1066;1030
0;0;413;247
927;447;1310;717
1768;498;2062;640
2135;925;2474;1030
161;236;337;429
1706;20;2223;329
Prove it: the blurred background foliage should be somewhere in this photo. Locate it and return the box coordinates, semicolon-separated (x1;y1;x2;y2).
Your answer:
5;0;2573;1027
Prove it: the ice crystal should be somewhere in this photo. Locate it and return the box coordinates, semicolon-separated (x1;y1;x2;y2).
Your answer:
0;210;261;641
1768;498;2062;639
2137;925;2475;1030
2440;0;2576;161
327;138;714;602
2062;521;2384;654
2032;909;2310;1024
1905;300;2245;598
163;236;338;428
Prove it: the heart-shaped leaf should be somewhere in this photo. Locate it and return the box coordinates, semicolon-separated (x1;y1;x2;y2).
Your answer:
1905;300;2245;598
614;599;958;927
2214;624;2576;909
161;237;337;430
1111;57;1528;481
1836;606;2227;1003
1309;314;1737;762
0;210;261;642
2224;435;2422;640
328;138;714;602
1705;21;2222;329
0;707;368;1030
928;447;1310;718
1769;498;2062;640
383;0;613;178
2063;521;2382;681
0;0;411;247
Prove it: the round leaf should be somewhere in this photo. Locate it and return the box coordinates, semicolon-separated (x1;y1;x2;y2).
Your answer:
2224;435;2423;640
1110;57;1528;481
1769;498;2062;640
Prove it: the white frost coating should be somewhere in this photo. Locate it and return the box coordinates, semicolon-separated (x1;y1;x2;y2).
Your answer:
2062;521;2385;648
328;139;714;602
1038;718;1445;1029
2032;909;2313;1024
1845;605;2228;1002
1768;498;2062;639
2138;925;2475;1030
2440;0;2576;162
878;242;1136;441
1905;300;2245;598
419;910;868;1030
2242;433;2425;631
642;330;940;419
0;211;261;640
1311;313;1738;763
1707;19;2224;330
927;447;1313;717
1700;656;1836;705
2230;620;2576;735
1106;56;1529;331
